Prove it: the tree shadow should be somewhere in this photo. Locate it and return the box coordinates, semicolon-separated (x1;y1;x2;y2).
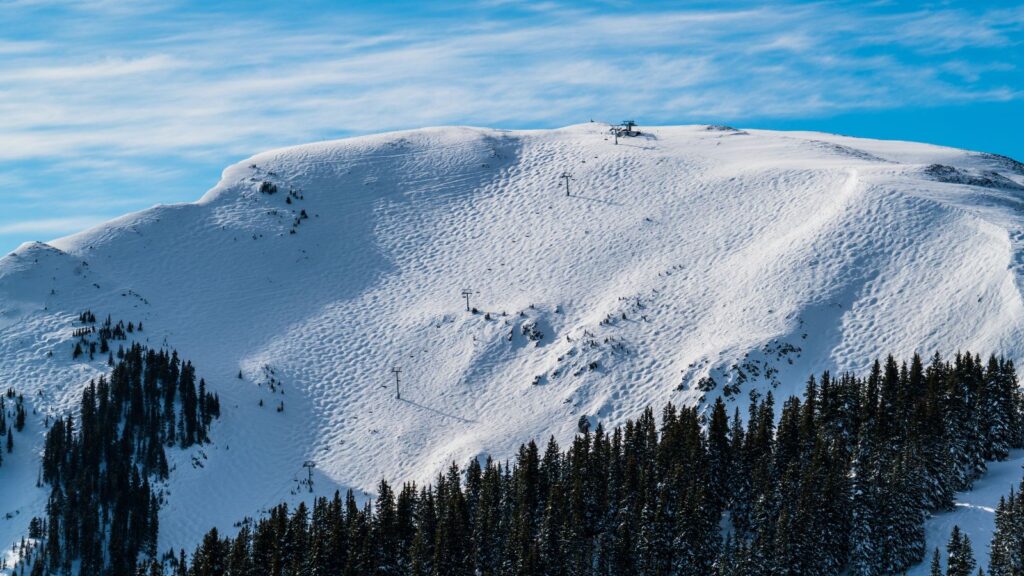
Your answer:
401;398;477;424
615;142;657;150
571;194;622;206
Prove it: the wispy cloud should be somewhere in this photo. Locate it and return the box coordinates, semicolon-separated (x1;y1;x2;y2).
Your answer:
0;0;1021;252
0;54;183;81
0;216;107;236
0;1;1019;166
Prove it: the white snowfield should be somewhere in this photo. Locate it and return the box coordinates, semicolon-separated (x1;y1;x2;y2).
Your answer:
1;124;1023;571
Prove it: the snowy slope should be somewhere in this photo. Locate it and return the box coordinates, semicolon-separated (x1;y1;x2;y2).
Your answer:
1;123;1024;569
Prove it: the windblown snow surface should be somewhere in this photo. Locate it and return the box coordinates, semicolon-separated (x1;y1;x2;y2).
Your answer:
2;124;1024;572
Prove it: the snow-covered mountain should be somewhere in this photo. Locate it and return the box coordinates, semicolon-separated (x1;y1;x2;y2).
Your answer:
2;123;1023;570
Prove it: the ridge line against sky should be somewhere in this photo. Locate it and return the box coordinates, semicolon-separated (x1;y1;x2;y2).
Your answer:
1;0;1022;253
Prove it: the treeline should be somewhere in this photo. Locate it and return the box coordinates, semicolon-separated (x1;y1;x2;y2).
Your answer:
164;352;1023;576
33;344;219;575
989;478;1024;575
0;387;28;467
72;310;142;361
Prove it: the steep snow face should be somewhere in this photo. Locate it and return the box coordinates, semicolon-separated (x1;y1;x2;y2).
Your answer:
1;124;1024;562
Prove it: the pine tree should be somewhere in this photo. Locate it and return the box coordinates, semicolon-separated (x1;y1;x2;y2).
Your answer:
15;401;25;431
930;547;942;576
848;433;879;574
987;485;1024;576
191;527;228;576
946;525;977;576
374;480;399;576
707;397;731;512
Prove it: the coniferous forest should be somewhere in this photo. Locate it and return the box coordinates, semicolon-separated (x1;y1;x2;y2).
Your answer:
160;352;1020;576
988;476;1024;575
0;387;28;469
28;343;219;576
15;351;1024;575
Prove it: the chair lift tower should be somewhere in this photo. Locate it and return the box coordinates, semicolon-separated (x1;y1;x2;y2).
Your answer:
303;460;316;493
560;172;574;196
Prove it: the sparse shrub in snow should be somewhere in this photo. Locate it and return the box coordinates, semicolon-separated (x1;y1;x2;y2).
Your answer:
521;321;543;342
697;375;716;392
577;414;590;433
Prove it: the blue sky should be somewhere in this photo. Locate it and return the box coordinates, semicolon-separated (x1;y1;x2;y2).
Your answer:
1;0;1022;254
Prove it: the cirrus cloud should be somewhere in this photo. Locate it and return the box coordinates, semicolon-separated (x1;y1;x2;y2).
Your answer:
0;0;1021;253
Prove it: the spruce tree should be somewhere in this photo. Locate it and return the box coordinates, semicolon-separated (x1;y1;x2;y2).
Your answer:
947;525;977;576
930;548;942;576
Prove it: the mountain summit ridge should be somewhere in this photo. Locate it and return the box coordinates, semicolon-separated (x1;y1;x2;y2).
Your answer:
1;124;1023;565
